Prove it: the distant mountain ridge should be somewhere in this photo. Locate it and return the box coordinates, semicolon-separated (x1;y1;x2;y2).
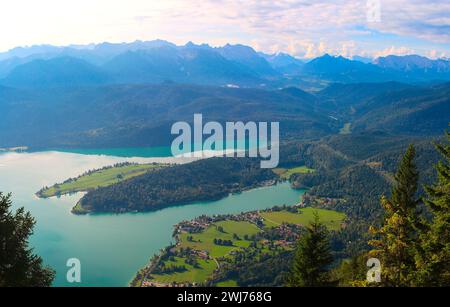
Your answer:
2;57;111;87
374;54;450;72
217;44;278;77
1;40;450;88
259;52;304;75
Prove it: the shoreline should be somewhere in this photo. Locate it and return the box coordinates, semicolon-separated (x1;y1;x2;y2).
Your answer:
130;199;346;288
0;148;305;287
73;179;282;215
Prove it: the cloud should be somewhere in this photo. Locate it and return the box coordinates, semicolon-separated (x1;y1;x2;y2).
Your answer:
0;0;449;58
367;0;450;43
428;49;448;59
373;46;416;58
131;0;450;58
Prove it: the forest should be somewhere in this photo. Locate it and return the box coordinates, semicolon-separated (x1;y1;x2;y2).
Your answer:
77;157;277;213
207;132;449;286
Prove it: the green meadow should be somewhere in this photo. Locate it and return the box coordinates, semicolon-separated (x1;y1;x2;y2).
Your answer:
147;207;345;285
215;279;238;287
150;256;217;284
273;166;315;179
37;163;164;198
260;207;345;231
178;220;260;258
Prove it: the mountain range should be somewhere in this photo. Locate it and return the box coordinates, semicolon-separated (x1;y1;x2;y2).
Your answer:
1;40;450;89
0;40;448;150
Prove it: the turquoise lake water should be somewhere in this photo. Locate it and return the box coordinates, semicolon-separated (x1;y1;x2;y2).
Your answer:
0;150;304;286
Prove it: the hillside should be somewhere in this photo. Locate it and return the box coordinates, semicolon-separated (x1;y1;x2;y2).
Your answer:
280;133;442;254
102;45;263;86
133;206;345;287
2;57;110;88
1;80;449;150
0;83;335;149
316;82;450;135
352;82;450;135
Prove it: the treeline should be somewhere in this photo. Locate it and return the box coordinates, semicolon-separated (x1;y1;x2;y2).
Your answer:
206;132;447;286
77;157;277;213
288;134;449;287
213;239;233;246
0;193;55;286
210;250;294;287
281;132;441;255
213;132;449;287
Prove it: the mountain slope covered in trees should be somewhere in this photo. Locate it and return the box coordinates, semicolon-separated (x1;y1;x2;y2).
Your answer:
1;81;449;149
0;83;335;148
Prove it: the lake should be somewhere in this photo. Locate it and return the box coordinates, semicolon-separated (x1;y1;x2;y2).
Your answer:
0;150;304;286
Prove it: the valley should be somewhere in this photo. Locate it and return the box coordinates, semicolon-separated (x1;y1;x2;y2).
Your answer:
0;39;448;288
0;124;444;287
0;80;448;151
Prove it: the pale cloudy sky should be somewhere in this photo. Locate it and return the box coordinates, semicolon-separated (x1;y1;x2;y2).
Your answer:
1;0;449;58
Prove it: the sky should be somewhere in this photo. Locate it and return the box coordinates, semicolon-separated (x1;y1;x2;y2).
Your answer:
1;0;449;59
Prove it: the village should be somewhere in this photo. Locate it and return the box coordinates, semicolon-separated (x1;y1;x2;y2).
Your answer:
132;199;345;287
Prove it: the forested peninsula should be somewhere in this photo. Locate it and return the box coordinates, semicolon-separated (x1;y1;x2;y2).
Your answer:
74;157;278;214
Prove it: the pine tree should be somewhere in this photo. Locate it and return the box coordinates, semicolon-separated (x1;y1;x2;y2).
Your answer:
0;192;55;286
330;253;368;286
288;212;333;287
416;131;450;286
368;144;420;286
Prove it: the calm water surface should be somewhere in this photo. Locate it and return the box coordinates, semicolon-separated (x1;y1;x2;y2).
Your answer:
0;150;304;286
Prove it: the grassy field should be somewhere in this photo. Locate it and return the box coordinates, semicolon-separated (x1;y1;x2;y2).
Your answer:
147;207;345;285
215;279;238;287
151;221;260;284
178;220;260;258
260;207;345;231
150;256;217;284
37;163;164;198
273;166;315;179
